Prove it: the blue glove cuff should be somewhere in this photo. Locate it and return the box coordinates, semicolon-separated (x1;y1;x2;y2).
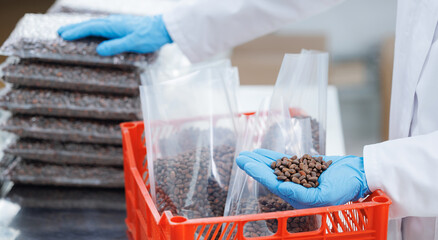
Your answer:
156;15;173;44
356;157;372;200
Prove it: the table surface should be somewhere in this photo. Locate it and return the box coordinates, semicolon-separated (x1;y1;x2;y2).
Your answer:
0;85;345;240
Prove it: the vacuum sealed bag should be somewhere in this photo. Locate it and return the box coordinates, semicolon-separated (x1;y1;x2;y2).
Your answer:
140;66;239;219
4;156;124;188
0;88;141;120
1;115;122;145
224;51;328;237
5;139;123;166
6;185;126;210
1;58;140;95
47;0;177;16
0;13;155;69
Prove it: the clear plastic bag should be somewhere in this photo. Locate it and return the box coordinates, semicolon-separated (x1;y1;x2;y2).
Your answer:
267;50;328;155
5;156;124;188
140;66;239;219
144;58;232;85
1;115;122;145
224;51;328;237
5;139;123;166
1;58;140;95
47;0;177;16
0;14;156;69
0;88;141;121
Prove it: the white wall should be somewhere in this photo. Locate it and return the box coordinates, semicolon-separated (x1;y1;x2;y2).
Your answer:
277;0;397;59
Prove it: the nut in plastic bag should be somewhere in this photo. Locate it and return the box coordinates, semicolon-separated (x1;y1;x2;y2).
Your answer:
140;66;239;219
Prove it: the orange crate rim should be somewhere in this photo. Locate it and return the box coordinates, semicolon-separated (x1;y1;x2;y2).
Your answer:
121;121;392;240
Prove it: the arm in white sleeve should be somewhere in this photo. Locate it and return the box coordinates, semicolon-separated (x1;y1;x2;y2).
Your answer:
364;131;438;219
162;0;344;62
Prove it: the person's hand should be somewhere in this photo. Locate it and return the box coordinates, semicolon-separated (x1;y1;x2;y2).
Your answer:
236;149;370;209
57;15;172;56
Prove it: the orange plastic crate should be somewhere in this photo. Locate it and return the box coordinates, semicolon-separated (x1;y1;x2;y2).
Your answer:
121;121;391;240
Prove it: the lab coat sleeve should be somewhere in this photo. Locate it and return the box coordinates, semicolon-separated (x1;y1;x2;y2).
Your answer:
162;0;344;62
364;131;438;219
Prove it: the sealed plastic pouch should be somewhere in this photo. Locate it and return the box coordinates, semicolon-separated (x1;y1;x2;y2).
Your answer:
1;58;141;95
0;88;141;121
5;139;123;166
0;14;155;69
224;51;328;237
140;67;239;219
5;156;124;188
6;185;126;210
1;115;122;145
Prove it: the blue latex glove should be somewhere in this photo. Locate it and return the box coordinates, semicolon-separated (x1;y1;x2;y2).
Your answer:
236;149;370;209
57;15;172;56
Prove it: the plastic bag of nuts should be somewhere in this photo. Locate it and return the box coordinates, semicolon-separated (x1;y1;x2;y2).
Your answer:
0;88;141;120
6;185;126;210
1;58;141;95
1;115;122;145
5;139;123;166
4;156;124;188
224;51;328;236
140;66;239;219
0;13;155;69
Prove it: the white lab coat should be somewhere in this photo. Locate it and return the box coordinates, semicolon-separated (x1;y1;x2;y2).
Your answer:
163;0;438;239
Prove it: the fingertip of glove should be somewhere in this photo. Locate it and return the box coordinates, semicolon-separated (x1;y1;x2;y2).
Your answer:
57;25;73;35
96;44;113;56
60;31;77;41
57;28;65;36
235;155;250;169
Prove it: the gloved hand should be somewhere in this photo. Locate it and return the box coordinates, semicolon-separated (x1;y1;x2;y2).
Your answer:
57;15;172;56
236;149;370;209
